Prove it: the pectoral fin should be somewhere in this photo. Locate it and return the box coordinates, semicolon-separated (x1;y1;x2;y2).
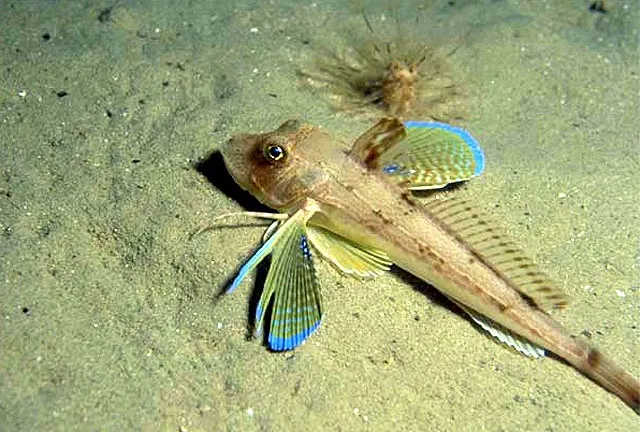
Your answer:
226;202;323;351
348;118;485;190
306;224;391;278
256;219;323;351
379;121;485;190
227;222;288;294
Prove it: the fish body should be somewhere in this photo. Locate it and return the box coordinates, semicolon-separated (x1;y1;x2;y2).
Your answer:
219;118;640;413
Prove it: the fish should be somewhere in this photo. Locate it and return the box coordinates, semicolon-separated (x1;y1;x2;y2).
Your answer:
217;117;640;413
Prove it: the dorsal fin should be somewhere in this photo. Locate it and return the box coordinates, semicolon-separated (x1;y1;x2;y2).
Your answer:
424;197;569;311
348;117;407;167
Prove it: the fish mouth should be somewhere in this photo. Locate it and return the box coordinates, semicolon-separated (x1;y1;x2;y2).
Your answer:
218;137;231;164
219;131;265;196
218;138;233;176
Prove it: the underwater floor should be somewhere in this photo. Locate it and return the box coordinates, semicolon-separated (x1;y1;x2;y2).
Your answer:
1;1;638;430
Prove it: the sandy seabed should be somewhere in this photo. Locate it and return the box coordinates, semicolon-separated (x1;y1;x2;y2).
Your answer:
1;1;638;430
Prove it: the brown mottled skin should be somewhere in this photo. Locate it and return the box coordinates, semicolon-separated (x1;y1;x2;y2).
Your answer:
220;120;640;414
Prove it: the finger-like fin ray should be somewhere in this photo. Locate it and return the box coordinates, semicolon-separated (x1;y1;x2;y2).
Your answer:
349;117;407;167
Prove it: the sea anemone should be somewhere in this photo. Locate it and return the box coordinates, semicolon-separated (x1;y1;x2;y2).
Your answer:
299;11;466;122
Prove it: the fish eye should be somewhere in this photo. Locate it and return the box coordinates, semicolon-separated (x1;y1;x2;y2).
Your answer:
265;144;286;162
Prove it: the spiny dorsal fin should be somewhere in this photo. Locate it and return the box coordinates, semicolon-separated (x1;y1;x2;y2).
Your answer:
349;117;407;168
306;224;391;278
424;197;569;311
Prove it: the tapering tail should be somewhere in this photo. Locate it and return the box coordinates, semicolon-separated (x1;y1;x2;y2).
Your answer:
563;338;640;415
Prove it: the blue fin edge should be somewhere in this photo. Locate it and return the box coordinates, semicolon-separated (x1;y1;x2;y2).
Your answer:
403;120;485;176
226;230;280;294
268;319;322;351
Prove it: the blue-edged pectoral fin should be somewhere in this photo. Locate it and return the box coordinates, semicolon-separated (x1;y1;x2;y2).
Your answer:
257;227;323;351
225;200;323;351
379;121;485;190
347;118;485;189
226;224;283;294
256;208;323;351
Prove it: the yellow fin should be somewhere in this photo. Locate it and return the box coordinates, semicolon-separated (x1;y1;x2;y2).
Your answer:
306;224;391;278
424;197;569;311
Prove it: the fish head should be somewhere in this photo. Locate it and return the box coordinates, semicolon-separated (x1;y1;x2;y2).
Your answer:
220;120;330;211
